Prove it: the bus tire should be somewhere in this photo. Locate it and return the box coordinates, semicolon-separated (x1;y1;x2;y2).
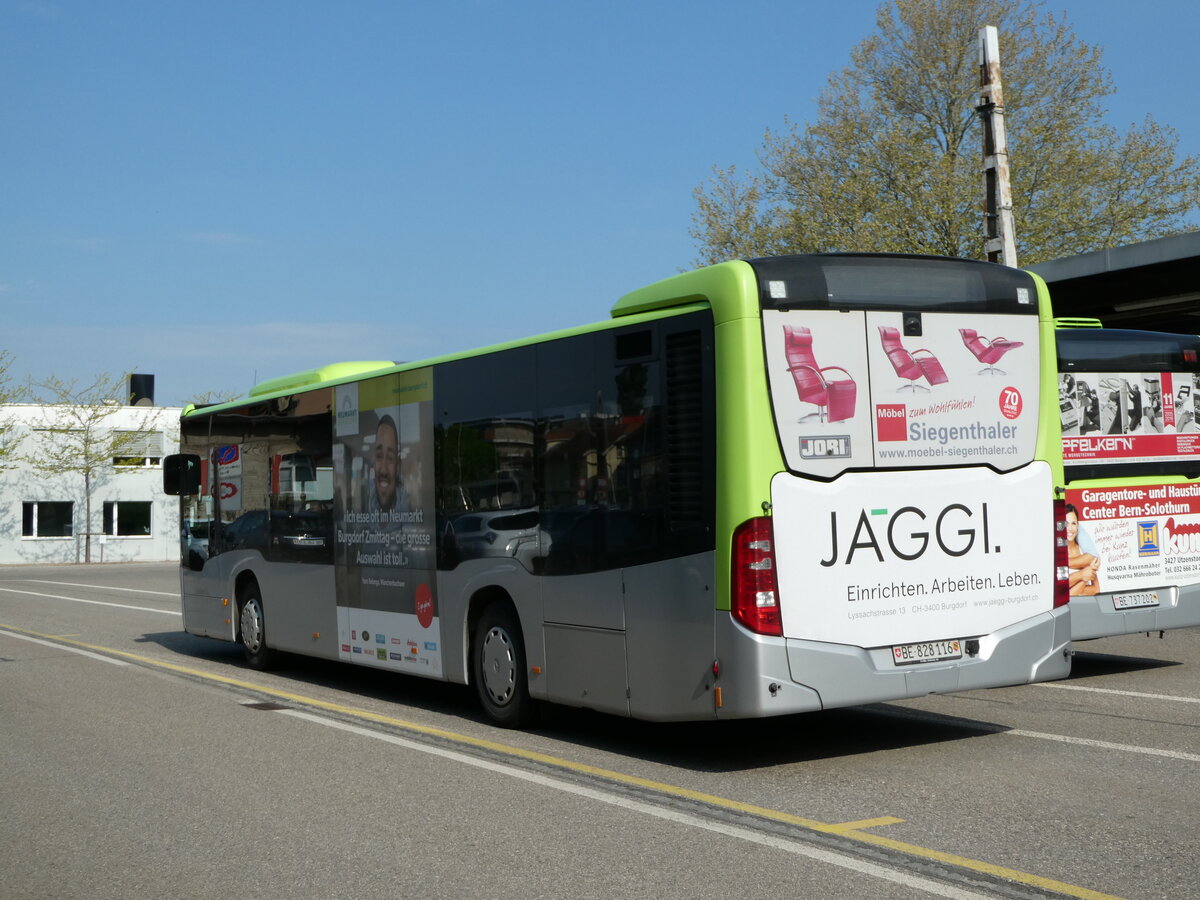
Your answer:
473;601;536;728
239;580;277;670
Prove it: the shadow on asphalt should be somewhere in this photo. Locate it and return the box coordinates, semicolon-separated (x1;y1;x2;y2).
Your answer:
135;628;1028;772
1068;649;1181;678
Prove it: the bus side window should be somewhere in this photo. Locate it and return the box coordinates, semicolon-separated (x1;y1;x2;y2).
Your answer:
434;346;537;571
538;333;603;575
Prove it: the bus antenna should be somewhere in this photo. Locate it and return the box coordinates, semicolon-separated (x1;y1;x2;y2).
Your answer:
977;26;1018;267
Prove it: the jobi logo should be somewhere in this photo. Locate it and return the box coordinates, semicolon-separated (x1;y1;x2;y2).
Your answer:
999;387;1023;420
800;436;852;459
875;404;907;442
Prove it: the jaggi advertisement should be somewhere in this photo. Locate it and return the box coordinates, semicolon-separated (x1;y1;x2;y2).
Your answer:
332;369;440;674
772;464;1054;647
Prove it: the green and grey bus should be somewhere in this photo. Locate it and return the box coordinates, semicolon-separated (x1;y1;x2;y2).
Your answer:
1054;321;1200;639
163;254;1071;726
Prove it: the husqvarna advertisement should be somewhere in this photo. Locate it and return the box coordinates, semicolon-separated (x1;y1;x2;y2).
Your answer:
764;310;1041;478
772;464;1054;647
1065;484;1200;595
332;369;440;675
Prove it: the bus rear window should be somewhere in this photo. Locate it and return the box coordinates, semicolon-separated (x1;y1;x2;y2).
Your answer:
1057;328;1200;373
749;254;1038;315
1057;328;1200;480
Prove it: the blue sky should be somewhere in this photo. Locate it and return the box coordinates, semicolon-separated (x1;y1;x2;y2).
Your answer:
3;0;1197;407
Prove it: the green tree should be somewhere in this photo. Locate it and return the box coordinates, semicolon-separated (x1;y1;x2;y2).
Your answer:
692;0;1200;266
21;372;157;563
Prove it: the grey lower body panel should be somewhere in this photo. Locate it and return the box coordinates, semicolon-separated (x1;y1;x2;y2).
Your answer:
1070;582;1200;640
712;607;1070;719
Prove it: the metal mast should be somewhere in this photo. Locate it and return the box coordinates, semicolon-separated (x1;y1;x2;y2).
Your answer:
977;26;1017;267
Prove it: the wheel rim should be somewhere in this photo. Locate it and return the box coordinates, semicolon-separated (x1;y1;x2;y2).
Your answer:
479;625;516;707
241;596;264;653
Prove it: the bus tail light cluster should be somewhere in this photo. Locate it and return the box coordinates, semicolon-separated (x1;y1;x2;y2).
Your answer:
1053;499;1070;609
732;517;783;637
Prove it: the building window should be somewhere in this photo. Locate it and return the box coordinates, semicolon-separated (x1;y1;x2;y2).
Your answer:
113;431;164;467
103;501;153;536
22;502;74;537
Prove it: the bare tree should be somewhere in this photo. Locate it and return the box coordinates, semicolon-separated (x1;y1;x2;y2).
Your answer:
20;372;158;563
0;350;28;472
190;389;242;407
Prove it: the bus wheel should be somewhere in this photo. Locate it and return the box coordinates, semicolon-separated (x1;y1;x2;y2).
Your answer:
473;602;535;728
239;581;276;670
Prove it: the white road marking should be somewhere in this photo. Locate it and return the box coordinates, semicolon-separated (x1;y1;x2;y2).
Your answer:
26;579;178;598
1003;728;1200;762
880;705;1198;763
0;587;180;616
1036;681;1200;705
0;628;130;666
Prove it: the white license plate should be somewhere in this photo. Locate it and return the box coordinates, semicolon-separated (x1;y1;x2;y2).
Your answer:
892;639;962;666
1113;591;1159;610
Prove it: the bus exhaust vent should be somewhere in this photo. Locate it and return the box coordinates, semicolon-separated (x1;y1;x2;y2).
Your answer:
666;329;703;527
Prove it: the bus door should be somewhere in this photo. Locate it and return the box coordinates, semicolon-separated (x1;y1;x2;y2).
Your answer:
164;429;234;640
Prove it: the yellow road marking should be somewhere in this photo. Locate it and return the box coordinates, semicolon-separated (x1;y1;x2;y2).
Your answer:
2;624;1127;900
825;817;905;832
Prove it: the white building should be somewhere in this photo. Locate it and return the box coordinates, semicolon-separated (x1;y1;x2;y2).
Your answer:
0;402;181;565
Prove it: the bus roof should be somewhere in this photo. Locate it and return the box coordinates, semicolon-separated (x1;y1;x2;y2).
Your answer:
182;300;711;417
613;254;1045;320
187;254;1047;417
612;259;757;321
248;361;397;397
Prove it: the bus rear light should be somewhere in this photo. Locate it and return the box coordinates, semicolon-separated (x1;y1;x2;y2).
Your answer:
1053;499;1070;609
732;517;783;636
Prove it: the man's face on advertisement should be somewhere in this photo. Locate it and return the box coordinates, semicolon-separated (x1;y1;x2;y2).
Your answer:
374;420;398;509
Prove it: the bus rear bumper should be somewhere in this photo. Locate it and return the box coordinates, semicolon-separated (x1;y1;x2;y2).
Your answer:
712;607;1069;719
1070;583;1200;640
785;608;1071;711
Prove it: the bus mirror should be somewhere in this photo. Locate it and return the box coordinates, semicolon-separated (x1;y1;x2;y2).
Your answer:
163;454;202;496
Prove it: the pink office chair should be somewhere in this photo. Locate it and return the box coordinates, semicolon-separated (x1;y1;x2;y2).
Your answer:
878;326;948;391
783;325;857;422
959;328;1023;375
